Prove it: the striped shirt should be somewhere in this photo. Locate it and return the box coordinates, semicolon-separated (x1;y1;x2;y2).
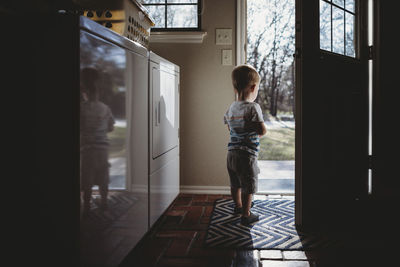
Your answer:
80;100;115;150
224;101;264;157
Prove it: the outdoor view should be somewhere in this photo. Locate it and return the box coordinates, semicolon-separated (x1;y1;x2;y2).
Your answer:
141;0;199;29
247;0;295;193
320;0;357;58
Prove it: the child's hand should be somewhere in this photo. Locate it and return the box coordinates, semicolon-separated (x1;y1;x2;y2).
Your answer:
253;122;267;136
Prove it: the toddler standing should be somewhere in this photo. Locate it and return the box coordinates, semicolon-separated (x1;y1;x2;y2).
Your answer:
224;64;267;225
80;67;115;213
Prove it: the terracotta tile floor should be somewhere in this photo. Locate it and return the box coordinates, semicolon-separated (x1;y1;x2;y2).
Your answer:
120;194;394;267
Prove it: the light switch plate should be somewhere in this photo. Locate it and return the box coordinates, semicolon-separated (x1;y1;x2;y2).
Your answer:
222;49;232;65
216;28;232;45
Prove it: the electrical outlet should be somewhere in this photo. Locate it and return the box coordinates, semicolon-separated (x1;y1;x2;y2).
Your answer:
222;49;232;65
216;28;232;45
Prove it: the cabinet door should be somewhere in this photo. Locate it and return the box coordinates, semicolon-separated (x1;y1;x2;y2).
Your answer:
149;156;180;227
151;61;179;159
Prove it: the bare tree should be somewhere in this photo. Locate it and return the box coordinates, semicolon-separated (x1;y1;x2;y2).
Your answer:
247;0;295;118
167;5;175;27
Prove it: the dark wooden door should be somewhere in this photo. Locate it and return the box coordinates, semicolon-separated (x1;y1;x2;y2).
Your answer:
295;0;369;229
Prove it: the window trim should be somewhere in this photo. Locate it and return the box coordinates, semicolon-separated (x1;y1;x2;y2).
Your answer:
319;0;359;58
149;31;207;43
236;0;246;65
142;0;202;32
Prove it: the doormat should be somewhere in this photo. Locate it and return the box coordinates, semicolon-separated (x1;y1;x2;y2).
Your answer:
80;191;138;237
205;199;337;250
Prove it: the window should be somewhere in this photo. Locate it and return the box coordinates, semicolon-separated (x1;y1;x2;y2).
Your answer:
320;0;357;57
142;0;201;31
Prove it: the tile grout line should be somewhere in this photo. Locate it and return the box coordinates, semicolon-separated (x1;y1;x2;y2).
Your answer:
184;231;199;256
154;238;173;267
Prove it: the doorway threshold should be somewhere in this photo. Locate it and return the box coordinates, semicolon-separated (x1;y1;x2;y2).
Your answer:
255;191;294;196
258;178;294;195
258;160;294;195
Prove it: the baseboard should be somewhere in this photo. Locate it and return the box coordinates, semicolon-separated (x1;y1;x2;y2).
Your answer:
180;185;231;195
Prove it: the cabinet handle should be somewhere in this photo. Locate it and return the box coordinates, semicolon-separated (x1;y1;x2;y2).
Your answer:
158;100;161;124
155;103;158;126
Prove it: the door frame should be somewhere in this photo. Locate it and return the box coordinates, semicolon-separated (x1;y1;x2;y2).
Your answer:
294;0;302;226
236;0;247;66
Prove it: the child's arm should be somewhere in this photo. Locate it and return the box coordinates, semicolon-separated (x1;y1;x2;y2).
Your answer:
223;111;230;132
250;104;267;137
107;108;115;132
252;121;267;137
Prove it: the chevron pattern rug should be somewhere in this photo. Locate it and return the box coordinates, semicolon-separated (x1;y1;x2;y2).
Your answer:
80;191;138;238
205;199;336;250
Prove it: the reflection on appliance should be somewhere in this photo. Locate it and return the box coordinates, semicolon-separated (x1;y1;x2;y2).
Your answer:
30;12;180;267
79;16;149;267
149;52;180;227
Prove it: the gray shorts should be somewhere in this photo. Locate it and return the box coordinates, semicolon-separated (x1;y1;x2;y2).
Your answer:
227;150;260;194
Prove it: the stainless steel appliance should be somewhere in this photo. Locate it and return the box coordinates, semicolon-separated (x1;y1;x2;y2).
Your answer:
27;12;179;267
79;16;149;266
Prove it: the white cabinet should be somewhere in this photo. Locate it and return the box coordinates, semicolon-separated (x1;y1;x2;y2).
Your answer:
150;61;179;159
149;52;180;228
149;156;180;226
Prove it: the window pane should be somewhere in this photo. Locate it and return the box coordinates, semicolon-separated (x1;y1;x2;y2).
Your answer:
320;0;331;51
332;0;344;8
345;12;356;57
167;5;197;28
332;6;344;54
346;0;355;12
167;0;197;3
147;5;165;28
142;0;165;3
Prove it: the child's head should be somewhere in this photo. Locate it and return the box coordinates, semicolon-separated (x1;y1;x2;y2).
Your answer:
81;67;100;101
231;64;260;101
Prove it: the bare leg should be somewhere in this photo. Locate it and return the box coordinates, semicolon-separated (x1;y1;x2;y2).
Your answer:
83;188;92;212
242;193;253;217
231;187;242;208
99;184;108;210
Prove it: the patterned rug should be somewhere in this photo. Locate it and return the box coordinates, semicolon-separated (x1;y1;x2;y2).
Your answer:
205;199;337;250
80;191;138;238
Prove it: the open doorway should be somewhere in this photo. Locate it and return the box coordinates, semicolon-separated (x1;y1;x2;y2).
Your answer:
246;0;296;195
239;0;372;228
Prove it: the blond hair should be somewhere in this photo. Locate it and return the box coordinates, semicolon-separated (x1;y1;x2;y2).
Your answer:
231;64;260;96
